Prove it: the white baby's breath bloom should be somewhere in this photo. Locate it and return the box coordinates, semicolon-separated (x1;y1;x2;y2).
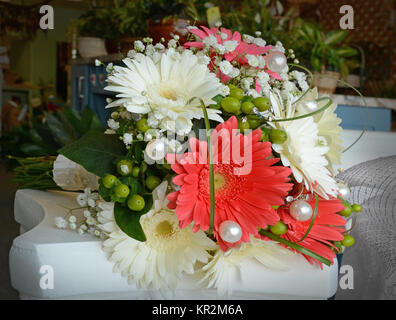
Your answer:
127;50;137;58
106;63;114;73
154;43;165;51
213;43;225;54
241;77;253;90
229;67;240;78
257;56;266;68
98;182;217;289
95;59;102;67
220;32;228;40
202;34;217;47
134;40;145;52
54;216;67;229
123;133;133;145
69;222;77;230
246;54;259;67
220;84;230;96
107;119;119;130
223;40;238;52
219;60;233;75
104;129;116;135
253;38;266;47
243;34;254;43
86;216;96;226
68;215;76;223
78;228;85;235
167;39;177;48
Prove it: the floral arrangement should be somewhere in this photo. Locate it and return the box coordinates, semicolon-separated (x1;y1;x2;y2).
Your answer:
51;25;362;294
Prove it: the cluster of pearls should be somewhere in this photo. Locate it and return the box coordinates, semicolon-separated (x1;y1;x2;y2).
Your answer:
266;51;288;73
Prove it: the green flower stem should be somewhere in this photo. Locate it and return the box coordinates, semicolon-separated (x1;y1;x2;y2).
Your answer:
199;100;216;234
297;194;318;242
259;229;332;266
189;97;216;234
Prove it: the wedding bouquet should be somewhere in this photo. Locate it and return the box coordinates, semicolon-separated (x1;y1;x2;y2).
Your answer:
50;25;361;294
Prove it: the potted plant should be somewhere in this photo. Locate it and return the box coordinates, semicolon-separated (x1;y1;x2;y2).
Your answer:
296;22;359;94
112;1;148;53
145;0;191;43
77;9;113;58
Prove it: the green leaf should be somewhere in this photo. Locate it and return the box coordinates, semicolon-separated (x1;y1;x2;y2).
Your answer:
259;229;332;266
324;30;348;45
20;143;50;156
58;131;125;177
114;195;153;242
335;47;359;57
45;112;78;146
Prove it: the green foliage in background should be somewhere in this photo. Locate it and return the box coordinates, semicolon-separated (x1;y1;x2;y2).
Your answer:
295;21;360;77
0;108;103;169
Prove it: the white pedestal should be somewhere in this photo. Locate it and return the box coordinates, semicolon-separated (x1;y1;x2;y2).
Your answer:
9;189;338;300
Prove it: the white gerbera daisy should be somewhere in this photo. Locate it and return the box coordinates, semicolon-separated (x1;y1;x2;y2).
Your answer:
295;87;343;166
104;49;224;136
97;182;217;289
269;90;339;198
200;238;291;296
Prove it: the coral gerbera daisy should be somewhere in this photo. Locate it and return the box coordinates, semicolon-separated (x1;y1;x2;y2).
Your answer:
276;196;346;267
98;181;216;289
104;48;224;135
166;116;292;251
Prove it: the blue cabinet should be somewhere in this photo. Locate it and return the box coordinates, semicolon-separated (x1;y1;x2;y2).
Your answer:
335;105;392;131
71;64;114;125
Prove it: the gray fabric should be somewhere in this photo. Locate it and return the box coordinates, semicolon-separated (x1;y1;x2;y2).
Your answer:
335;156;396;300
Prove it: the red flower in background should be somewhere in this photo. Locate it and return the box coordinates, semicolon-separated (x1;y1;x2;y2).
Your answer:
275;197;346;268
184;26;279;84
166;116;292;251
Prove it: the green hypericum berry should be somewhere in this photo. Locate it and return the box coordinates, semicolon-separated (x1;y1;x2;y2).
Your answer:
338;205;352;217
117;159;133;176
114;184;130;198
253;97;270;111
102;174;117;189
136;118;150;133
247;115;261;129
146;175;161;191
269;129;288;144
259;129;269;142
270;221;288;235
238;119;250;132
127;194;145;211
132;167;140;178
342;235;355;247
241;101;255;114
221;97;241;114
229;87;244;100
351;204;362;212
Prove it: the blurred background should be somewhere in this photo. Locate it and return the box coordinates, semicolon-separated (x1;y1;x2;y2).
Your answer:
0;0;395;299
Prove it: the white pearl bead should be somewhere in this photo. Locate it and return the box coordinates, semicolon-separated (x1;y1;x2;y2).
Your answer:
219;220;242;243
303;100;318;112
290;199;313;222
145;139;166;161
338;182;351;199
266;51;287;73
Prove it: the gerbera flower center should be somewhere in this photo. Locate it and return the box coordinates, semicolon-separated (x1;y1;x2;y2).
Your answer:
214;173;227;191
199;164;246;203
158;83;179;101
155;220;175;238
